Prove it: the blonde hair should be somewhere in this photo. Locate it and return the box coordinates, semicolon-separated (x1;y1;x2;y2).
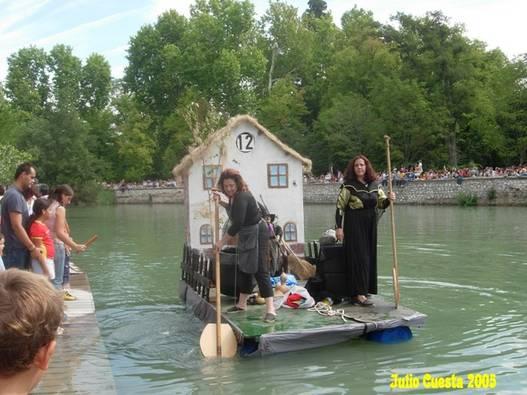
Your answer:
0;269;63;376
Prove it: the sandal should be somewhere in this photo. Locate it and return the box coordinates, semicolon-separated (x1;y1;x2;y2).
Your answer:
263;313;277;323
353;296;374;306
226;306;246;313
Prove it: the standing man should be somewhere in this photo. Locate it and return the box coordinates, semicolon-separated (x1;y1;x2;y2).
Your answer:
0;162;41;269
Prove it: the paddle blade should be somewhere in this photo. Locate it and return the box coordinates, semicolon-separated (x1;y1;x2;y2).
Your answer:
200;323;237;358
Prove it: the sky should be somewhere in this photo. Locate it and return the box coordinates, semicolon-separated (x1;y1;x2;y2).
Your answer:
1;0;526;82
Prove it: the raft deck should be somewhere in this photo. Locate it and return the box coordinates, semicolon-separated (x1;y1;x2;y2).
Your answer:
181;281;426;356
35;271;116;394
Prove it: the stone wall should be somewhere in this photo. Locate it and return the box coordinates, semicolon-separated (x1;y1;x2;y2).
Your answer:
114;188;184;204
303;177;527;206
114;178;527;206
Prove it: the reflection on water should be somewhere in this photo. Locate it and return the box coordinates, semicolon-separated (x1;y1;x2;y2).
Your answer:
68;205;527;394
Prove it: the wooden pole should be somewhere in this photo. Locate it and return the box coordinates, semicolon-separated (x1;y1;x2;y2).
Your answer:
83;235;98;248
384;135;401;308
214;199;222;356
199;198;237;358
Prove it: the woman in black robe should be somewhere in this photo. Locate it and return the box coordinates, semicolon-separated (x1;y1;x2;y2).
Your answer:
335;155;395;305
213;168;276;322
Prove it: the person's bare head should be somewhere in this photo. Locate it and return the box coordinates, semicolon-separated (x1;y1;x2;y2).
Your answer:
0;269;63;392
14;162;37;191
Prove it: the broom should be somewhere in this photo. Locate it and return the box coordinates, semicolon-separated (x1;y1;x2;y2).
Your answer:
280;240;316;280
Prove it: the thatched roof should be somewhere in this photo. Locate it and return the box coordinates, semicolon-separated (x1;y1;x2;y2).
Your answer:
172;114;312;176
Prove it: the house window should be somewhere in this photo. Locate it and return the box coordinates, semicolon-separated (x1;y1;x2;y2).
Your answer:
200;224;213;245
203;165;221;190
267;163;288;188
283;222;297;242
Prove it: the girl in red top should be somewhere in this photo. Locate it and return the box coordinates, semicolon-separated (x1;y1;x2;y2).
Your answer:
27;198;55;280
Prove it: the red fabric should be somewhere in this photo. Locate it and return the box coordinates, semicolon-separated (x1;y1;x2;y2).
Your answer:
285;293;304;309
29;221;55;258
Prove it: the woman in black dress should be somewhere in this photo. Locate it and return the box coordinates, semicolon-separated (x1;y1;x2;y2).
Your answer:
213;168;276;322
335;155;395;305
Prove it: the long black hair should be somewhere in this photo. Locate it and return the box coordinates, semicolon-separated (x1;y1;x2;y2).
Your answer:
343;154;378;184
26;198;52;232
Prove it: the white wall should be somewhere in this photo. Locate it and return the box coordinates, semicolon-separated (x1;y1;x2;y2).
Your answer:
186;120;306;249
187;144;225;248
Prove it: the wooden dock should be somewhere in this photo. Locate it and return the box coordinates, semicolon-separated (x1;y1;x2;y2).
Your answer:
35;272;116;394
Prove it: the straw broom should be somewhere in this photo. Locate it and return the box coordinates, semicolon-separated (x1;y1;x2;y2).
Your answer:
280;240;316;280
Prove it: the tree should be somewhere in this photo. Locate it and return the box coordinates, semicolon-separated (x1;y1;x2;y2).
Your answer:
256;79;309;152
384;11;502;167
113;95;156;181
183;0;266;115
487;54;527;165
370;77;441;166
4;44;115;192
261;2;314;93
301;11;339;123
0;86;23;144
79;54;115;180
17;110;97;186
5;46;49;115
125;10;188;117
125;1;267;177
0;144;32;186
311;94;384;174
48;45;82;111
305;0;327;18
81;54;112;114
341;7;381;48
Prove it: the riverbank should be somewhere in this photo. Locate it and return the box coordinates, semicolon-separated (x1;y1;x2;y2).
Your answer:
114;177;527;206
304;177;527;206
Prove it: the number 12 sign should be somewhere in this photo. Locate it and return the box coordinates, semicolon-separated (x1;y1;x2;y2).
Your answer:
236;132;254;153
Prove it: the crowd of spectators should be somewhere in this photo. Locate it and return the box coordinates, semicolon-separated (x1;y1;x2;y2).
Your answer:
389;164;527;181
100;164;527;190
304;164;527;185
104;179;178;192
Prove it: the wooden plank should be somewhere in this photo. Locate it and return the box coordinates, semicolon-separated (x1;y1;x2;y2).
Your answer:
34;272;116;394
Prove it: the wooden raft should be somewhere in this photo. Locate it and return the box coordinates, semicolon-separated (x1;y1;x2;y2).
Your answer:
35;271;116;394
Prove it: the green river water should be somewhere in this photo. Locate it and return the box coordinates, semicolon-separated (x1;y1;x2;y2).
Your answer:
67;204;527;394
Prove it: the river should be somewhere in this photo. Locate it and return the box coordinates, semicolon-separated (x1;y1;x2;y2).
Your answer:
67;204;527;394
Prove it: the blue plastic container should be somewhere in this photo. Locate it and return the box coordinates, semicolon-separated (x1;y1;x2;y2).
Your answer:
366;326;413;344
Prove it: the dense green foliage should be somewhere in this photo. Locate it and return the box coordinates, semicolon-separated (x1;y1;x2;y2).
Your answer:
1;0;526;198
456;192;479;207
0;144;32;185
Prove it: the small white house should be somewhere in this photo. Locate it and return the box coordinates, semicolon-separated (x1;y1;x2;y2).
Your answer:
172;115;312;253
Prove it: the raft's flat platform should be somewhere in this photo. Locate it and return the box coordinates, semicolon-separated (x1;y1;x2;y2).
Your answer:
35;272;116;394
181;281;426;356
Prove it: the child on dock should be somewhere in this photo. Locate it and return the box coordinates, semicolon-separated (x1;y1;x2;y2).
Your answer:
0;269;63;394
27;198;55;280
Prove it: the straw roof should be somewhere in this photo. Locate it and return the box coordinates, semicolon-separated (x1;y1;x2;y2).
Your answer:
172;114;312;176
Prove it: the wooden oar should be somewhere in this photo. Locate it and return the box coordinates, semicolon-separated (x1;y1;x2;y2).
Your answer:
199;198;237;358
83;234;98;248
384;135;401;308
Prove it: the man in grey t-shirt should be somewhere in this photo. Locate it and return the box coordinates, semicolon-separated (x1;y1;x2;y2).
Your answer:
0;163;42;269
